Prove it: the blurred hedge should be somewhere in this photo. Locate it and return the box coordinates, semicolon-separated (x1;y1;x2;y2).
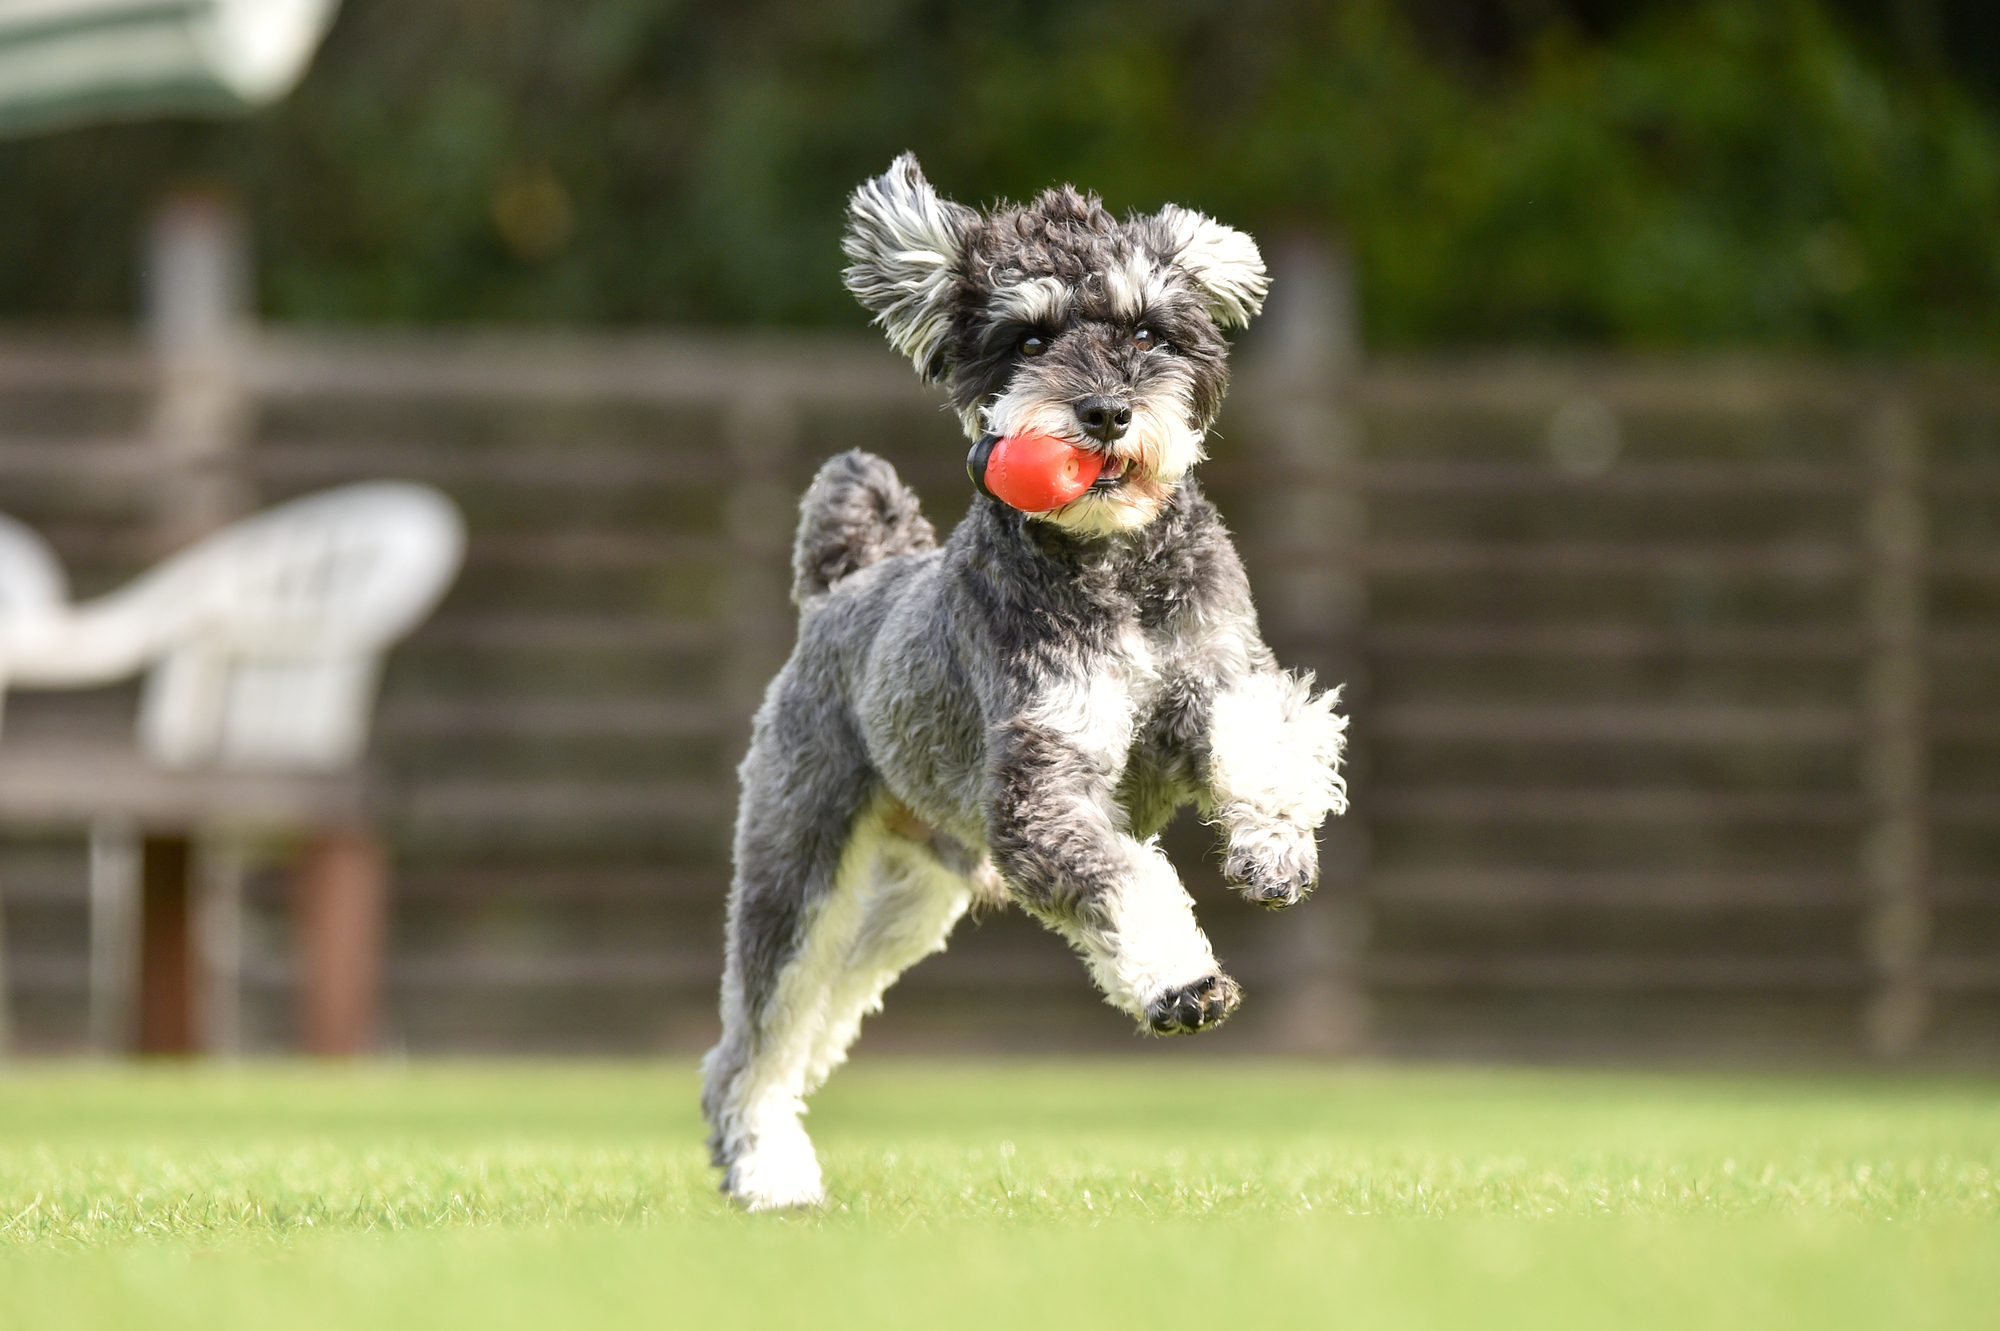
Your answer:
0;0;1995;350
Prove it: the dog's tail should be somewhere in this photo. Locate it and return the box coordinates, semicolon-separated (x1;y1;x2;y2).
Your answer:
790;449;937;604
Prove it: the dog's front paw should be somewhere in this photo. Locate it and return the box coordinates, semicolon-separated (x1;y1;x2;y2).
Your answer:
1223;825;1319;910
1146;972;1242;1035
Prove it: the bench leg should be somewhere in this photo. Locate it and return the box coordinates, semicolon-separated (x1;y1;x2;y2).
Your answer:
294;826;385;1056
137;834;196;1055
88;819;142;1054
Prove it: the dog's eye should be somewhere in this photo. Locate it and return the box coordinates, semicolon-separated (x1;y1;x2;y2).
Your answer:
1019;335;1049;358
1132;328;1163;352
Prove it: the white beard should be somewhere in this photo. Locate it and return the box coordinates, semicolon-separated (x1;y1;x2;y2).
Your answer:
977;380;1205;536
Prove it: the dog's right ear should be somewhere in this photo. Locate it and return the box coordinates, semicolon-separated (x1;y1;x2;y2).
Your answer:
843;154;978;382
1155;205;1269;330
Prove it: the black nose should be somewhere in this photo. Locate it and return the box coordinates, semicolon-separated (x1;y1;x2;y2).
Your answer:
1074;396;1132;443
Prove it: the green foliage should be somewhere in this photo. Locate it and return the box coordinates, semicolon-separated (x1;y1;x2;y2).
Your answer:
0;0;1995;350
0;1062;1996;1329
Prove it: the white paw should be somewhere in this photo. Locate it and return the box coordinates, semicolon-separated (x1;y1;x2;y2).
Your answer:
723;1123;826;1212
1222;822;1319;908
1078;846;1221;1020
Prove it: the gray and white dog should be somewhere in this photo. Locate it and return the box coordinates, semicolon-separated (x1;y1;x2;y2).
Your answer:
701;154;1348;1210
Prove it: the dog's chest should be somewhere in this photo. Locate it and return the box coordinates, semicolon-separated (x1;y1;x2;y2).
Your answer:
1021;617;1171;772
1004;507;1232;772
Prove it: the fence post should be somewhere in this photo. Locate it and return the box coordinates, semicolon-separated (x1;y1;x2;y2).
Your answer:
1242;234;1370;1055
1860;401;1930;1057
145;191;255;553
115;194;261;1056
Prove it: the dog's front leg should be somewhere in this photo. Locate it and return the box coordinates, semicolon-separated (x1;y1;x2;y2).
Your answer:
1205;670;1349;909
987;721;1239;1034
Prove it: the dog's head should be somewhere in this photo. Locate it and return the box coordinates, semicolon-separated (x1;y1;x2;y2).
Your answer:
842;154;1266;536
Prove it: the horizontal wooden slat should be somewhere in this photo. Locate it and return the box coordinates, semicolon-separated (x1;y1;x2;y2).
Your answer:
1368;870;1998;908
1362;788;1865;823
1928;631;2000;661
1928;468;2000;496
1930;711;2000;741
378;697;732;739
249;442;743;488
1367;704;1857;744
0;335;149;390
1928;958;2000;991
1344;354;2000;413
394;865;725;903
380;942;1101;992
410;615;726;651
1359;624;1864;660
387;950;719;990
1370;951;2000;993
1929;551;2000;579
0;953;87;990
0;439;159;479
247;329;934;406
398;780;735;824
1355;541;1857;577
1367;952;1867;992
465;531;726;569
1367;870;1862;908
1344;459;1860;495
1925;793;2000;824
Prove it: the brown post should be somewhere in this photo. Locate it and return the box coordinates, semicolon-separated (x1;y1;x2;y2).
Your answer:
294;825;387;1055
145;191;255;556
1243;234;1371;1055
1860;402;1930;1057
137;833;197;1054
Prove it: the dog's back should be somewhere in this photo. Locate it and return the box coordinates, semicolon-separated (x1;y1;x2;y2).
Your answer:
789;449;937;605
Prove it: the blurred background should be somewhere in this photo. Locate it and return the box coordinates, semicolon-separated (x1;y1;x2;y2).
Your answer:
0;0;1995;1063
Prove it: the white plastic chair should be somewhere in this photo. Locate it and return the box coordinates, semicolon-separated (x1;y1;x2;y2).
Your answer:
0;481;462;1056
0;481;464;770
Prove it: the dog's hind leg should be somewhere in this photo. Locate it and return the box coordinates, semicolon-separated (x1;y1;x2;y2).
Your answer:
704;766;973;1210
798;795;977;1098
702;699;875;1212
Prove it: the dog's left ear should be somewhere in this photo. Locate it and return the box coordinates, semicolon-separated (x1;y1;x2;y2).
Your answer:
843;154;979;381
1156;205;1269;329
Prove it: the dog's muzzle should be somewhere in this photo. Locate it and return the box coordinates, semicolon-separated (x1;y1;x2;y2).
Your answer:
967;432;1106;513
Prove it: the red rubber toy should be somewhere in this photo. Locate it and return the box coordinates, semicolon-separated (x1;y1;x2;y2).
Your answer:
970;432;1104;512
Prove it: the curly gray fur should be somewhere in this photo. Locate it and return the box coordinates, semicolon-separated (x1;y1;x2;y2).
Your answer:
790;449;937;604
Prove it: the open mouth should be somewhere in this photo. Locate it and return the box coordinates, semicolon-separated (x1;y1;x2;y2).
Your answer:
1088;456;1130;492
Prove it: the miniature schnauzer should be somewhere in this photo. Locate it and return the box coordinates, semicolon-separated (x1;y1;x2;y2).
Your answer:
702;154;1348;1210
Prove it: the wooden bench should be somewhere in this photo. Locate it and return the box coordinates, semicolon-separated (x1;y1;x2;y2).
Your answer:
0;482;461;1055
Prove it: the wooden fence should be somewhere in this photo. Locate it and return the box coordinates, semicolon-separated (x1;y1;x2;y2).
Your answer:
0;309;1995;1060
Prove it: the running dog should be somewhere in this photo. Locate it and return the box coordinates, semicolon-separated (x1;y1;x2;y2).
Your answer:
702;155;1348;1210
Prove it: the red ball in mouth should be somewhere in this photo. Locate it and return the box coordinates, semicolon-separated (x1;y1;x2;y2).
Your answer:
969;432;1106;512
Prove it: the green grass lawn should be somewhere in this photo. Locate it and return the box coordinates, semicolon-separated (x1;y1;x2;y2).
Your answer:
0;1059;1994;1328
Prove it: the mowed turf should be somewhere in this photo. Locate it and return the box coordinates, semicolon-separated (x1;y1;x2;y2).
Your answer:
0;1059;1994;1328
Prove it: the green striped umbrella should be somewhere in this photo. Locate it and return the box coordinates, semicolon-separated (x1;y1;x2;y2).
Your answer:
0;0;337;136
